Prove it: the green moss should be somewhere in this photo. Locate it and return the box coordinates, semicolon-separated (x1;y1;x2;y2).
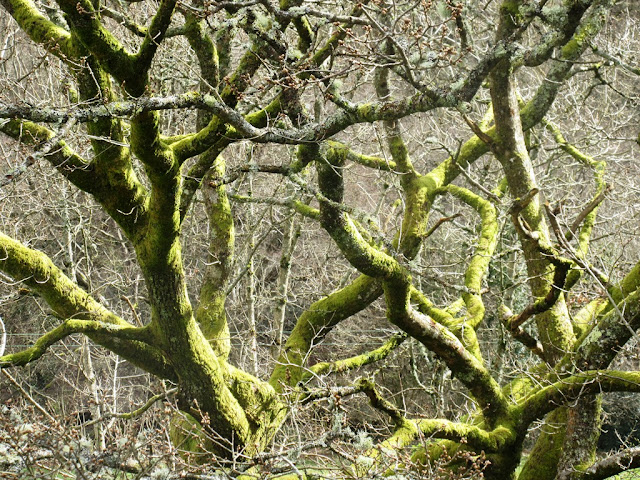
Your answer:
194;157;234;358
309;333;406;376
445;185;498;329
57;0;141;89
5;0;74;54
517;408;567;480
269;274;381;389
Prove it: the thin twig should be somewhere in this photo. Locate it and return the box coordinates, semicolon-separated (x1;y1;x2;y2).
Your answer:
82;388;178;427
2;369;56;422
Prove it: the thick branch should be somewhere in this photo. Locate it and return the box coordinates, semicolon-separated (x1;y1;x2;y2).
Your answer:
269;275;382;390
55;0;138;86
0;231;175;379
416;419;516;453
521;370;640;426
0;0;74;57
443;185;498;329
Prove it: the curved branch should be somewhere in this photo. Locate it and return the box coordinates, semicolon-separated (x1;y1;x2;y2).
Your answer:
269;275;382;390
567;288;640;372
0;0;74;57
430;184;498;361
309;332;407;377
0;118;149;239
0;119;94;192
0;319;150;367
520;1;612;129
55;0;136;75
231;194;320;221
0;231;176;380
386;282;509;423
1;117;77;187
327;141;397;172
443;185;498;329
416;419;516;453
521;370;640;426
134;0;177;75
312;142;508;422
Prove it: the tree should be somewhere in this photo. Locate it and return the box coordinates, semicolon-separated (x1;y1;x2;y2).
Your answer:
0;0;639;478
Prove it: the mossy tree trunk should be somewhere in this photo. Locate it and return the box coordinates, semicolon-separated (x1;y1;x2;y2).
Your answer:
0;0;639;478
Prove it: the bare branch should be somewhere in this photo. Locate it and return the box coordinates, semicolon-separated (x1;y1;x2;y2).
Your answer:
583;446;640;480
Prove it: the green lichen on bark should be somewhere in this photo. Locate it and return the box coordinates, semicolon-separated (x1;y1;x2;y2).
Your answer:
442;185;498;355
269;274;382;389
194;156;234;359
309;333;407;376
1;0;74;54
517;408;567;480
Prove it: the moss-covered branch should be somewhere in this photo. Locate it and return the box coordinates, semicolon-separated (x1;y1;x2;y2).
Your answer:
0;319;150;367
503;210;573;336
232;193;320;221
430;185;498;361
327;141;397;172
269;275;382;390
0;119;93;191
311;130;508;422
543;119;608;291
0;231;176;379
582;446;640;480
194;158;234;359
0;231;122;323
374;49;417;181
520;1;612;129
520;370;640;426
416;419;516;453
316;146;404;281
55;0;137;86
309;332;407;377
134;0;177;78
0;0;74;56
384;277;509;424
445;185;498;326
568;288;640;372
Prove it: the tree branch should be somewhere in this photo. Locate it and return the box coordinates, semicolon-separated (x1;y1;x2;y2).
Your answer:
521;370;640;426
1;117;77;187
583;446;640;480
0;231;176;380
309;333;407;377
0;0;74;57
0;319;150;367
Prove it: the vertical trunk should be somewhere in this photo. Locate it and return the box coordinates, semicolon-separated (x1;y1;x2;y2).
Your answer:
489;6;578;477
196;159;233;360
272;213;300;358
490;61;575;361
557;396;602;480
245;176;259;376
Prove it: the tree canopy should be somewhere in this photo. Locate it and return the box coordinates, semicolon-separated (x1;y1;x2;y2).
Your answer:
1;0;639;479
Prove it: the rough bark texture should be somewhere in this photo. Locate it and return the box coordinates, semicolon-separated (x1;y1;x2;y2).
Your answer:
0;0;637;478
